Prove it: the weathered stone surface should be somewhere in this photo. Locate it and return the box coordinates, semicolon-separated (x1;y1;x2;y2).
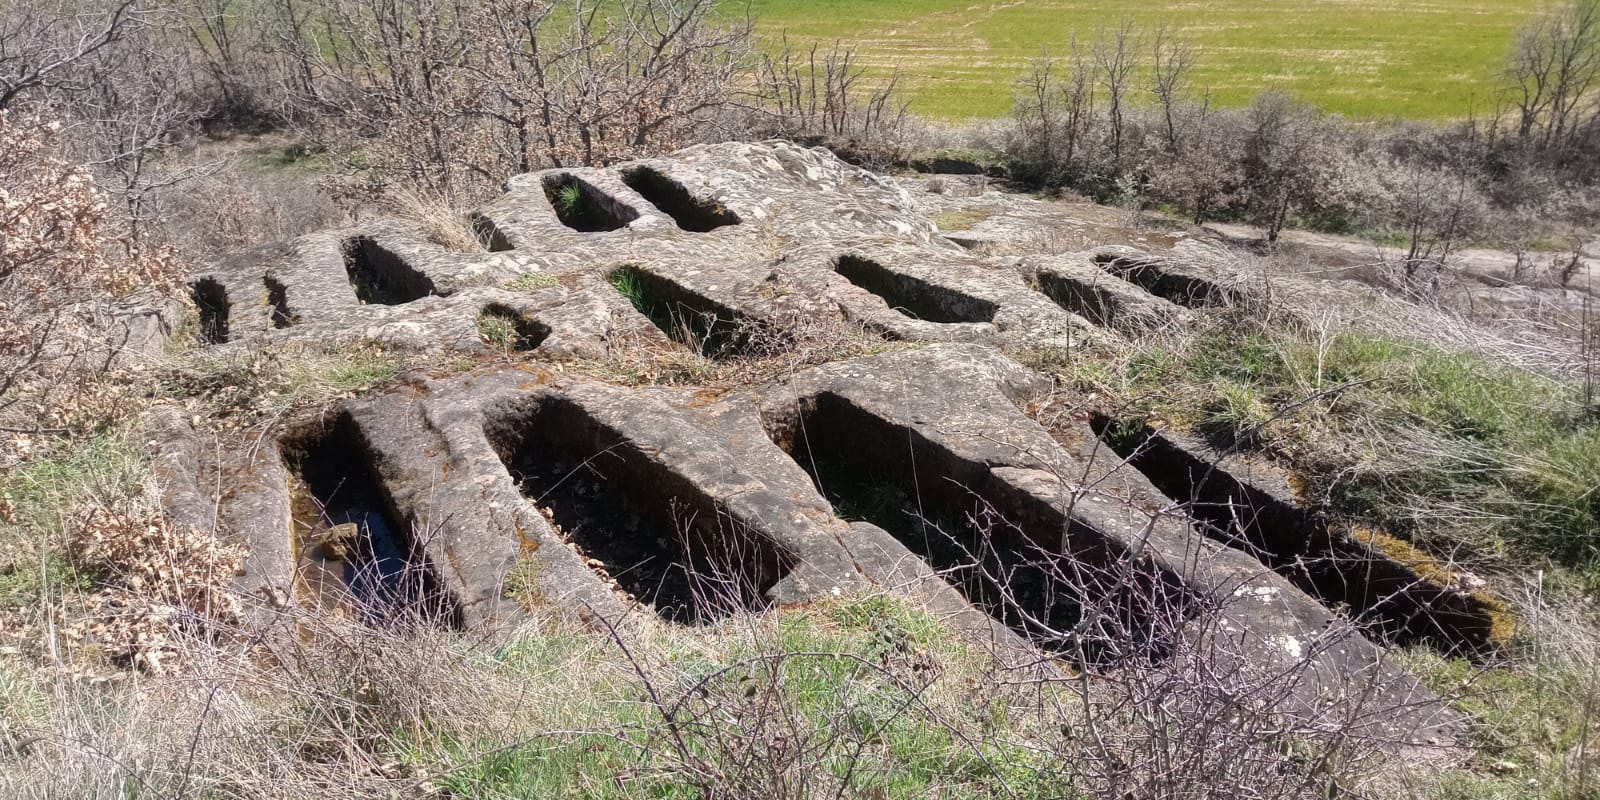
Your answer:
1021;251;1194;334
757;346;1464;742
184;142;1132;356
1096;421;1503;653
160;342;1459;747
150;140;1481;751
1092;243;1249;308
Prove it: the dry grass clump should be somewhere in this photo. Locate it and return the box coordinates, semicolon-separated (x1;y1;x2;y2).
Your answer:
153;344;405;433
0;569;1425;798
589;301;898;390
371;186;489;253
1394;575;1600;799
0;609;620;798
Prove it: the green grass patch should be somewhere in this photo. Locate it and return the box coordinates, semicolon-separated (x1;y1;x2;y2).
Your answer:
740;0;1541;120
323;350;403;392
0;433;144;609
477;308;520;351
1069;320;1600;568
412;595;1054;798
502;272;559;291
609;265;648;313
244;141;333;175
1399;646;1600;799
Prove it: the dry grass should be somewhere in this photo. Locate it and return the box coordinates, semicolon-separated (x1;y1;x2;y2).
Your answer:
0;561;1416;799
377;186;488;253
583;298;902;391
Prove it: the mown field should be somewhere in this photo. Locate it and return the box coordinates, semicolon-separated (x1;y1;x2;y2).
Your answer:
740;0;1545;120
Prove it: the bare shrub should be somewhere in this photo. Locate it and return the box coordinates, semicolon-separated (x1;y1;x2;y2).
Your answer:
1150;24;1196;156
144;160;350;258
1376;158;1494;294
0;0;142;111
1147;111;1244;224
1012;42;1098;188
745;36;910;162
1242;92;1340;244
56;8;220;240
66;507;243;674
0;112;181;420
270;0;751;204
175;0;307;128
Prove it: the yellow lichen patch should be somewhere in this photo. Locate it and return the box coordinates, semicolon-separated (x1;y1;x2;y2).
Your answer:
1284;471;1313;504
1353;527;1455;586
1353;526;1518;647
1479;593;1519;646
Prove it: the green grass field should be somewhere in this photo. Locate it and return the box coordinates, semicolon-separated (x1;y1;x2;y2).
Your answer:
740;0;1545;120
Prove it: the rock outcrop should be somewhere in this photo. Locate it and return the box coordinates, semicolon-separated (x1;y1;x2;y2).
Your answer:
159;141;1472;753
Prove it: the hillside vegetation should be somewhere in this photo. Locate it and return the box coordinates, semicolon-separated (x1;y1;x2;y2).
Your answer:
2;0;1600;797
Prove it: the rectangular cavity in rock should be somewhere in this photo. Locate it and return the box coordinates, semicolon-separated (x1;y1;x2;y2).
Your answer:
265;276;294;329
609;266;780;359
282;415;459;625
468;212;514;252
191;278;230;344
478;304;551;351
341;236;438;305
1093;253;1240;308
541;174;639;232
834;256;999;323
487;396;797;623
766;392;1182;664
620;166;741;232
1092;416;1497;653
1035;270;1128;330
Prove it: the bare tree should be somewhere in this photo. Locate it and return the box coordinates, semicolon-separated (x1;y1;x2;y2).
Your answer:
750;36;907;145
1505;0;1600;151
1093;19;1142;169
178;0;301;126
1012;42;1095;186
262;0;752;202
1242;91;1332;243
64;15;219;240
1150;24;1195;156
0;0;141;110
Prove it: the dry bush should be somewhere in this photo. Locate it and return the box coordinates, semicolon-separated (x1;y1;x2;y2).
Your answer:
144;160;351;258
0;111;181;425
0;607;602;798
0;0;142;111
740;36;910;164
271;0;751;204
66;507;243;674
